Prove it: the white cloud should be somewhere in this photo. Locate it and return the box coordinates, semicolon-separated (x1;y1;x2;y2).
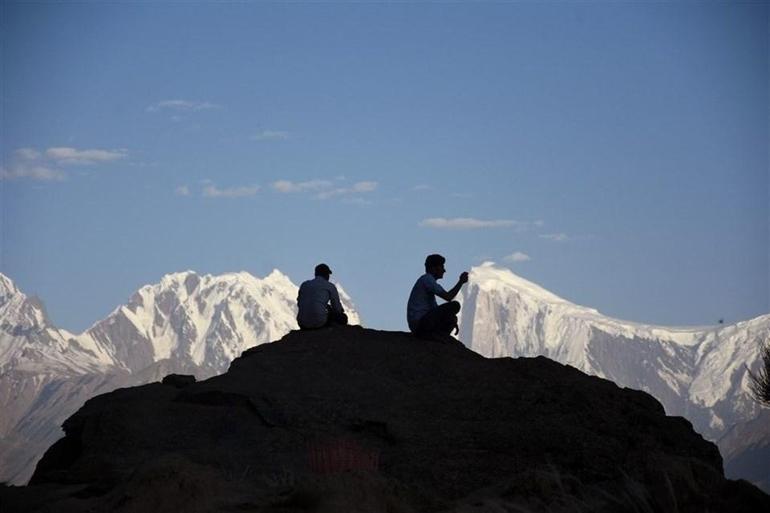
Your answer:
412;184;432;191
272;179;332;193
15;147;41;160
252;130;289;141
540;233;569;242
175;185;191;196
504;252;531;263
202;184;260;198
45;147;127;165
146;99;218;113
419;217;522;230
317;181;379;199
343;197;373;206
3;145;127;181
0;164;66;181
352;181;377;192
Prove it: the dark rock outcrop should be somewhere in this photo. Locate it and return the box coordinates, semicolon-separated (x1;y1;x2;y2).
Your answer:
161;373;197;388
2;326;768;512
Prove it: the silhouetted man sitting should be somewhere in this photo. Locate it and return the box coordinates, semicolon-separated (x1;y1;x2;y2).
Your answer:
407;254;468;340
297;263;349;330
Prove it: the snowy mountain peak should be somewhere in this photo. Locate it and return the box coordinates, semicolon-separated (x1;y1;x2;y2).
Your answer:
264;268;294;287
461;263;770;442
0;274;49;330
155;270;199;291
0;272;19;296
470;262;572;306
79;269;360;376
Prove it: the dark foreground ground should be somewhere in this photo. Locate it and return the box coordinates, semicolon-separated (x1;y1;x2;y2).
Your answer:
2;326;768;512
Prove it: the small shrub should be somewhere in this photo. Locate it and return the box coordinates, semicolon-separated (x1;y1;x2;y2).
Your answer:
747;340;770;406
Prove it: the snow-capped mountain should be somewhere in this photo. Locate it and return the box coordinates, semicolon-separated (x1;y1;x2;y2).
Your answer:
0;274;113;376
0;270;360;485
3;264;767;488
78;270;359;377
459;262;769;444
0;274;125;484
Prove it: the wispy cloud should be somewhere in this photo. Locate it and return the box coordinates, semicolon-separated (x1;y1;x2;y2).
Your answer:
352;181;378;193
146;99;219;113
540;233;569;242
412;184;432;191
269;178;378;202
252;130;289;141
202;184;260;198
504;252;531;263
175;185;191;196
2;145;126;181
45;147;127;165
419;217;526;230
0;164;66;181
272;179;332;193
317;181;378;199
343;197;373;206
15;147;41;160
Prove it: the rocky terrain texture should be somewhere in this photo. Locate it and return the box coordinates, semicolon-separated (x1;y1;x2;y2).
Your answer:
2;326;768;513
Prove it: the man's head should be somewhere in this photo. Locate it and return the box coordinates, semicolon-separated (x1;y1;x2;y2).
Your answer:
424;254;446;279
314;263;332;280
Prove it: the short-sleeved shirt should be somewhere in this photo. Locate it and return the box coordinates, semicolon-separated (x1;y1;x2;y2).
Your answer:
406;273;447;332
297;277;344;329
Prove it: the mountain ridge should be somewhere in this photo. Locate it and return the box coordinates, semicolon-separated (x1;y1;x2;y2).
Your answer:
459;263;767;436
1;267;767;490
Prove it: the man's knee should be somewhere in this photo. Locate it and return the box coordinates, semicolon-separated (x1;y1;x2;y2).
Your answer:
448;301;460;314
327;310;348;326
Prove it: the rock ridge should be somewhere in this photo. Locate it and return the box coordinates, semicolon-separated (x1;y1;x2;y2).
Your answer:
2;326;768;512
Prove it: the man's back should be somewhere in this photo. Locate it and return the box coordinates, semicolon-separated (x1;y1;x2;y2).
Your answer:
297;276;342;329
406;273;445;332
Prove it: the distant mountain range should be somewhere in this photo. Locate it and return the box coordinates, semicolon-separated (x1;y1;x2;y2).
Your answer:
0;270;359;484
1;265;767;490
458;262;770;490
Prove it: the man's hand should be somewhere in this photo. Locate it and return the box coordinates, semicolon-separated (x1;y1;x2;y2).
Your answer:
441;271;470;302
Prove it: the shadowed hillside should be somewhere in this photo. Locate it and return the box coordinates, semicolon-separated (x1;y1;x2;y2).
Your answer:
2;326;768;512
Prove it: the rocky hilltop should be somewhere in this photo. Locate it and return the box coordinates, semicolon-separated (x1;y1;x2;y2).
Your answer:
2;326;767;513
0;271;359;484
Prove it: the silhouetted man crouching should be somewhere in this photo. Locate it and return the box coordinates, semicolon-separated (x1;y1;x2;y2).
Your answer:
407;254;468;339
297;263;348;330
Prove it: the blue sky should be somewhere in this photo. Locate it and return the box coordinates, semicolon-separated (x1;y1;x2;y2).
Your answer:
1;1;767;332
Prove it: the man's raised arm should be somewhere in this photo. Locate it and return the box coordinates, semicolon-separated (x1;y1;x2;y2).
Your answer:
437;272;469;302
